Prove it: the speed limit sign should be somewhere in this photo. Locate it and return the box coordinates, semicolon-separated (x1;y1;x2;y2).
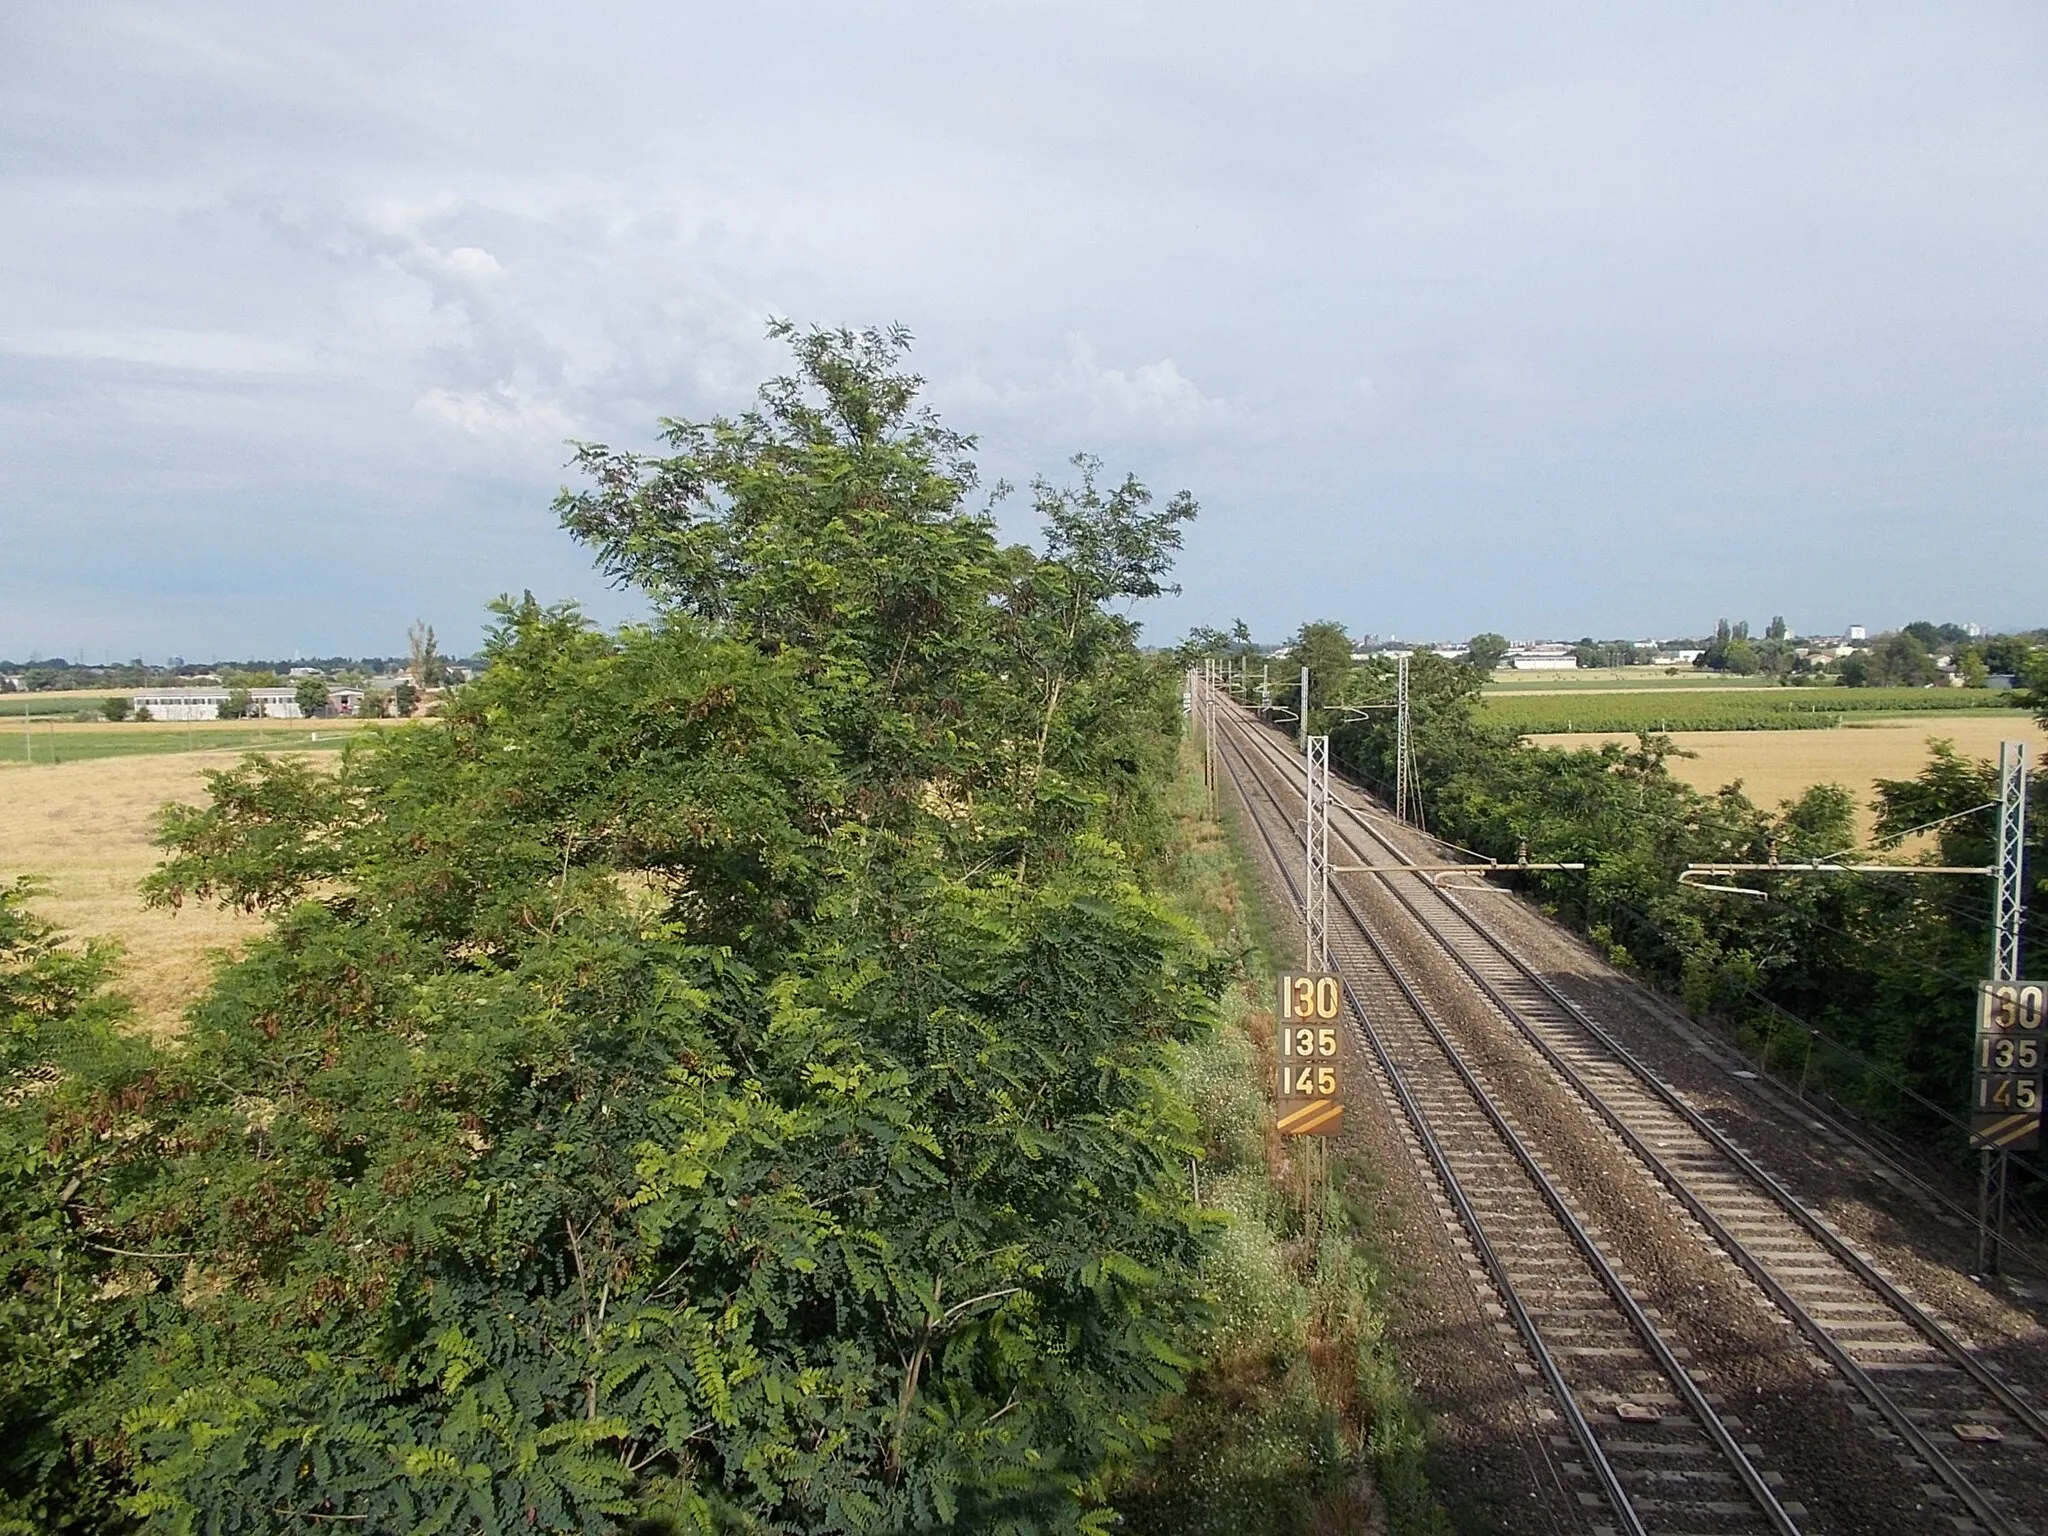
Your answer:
1275;972;1344;1137
1973;981;2045;1151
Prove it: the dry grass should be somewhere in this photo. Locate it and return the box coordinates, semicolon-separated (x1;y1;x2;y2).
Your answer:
0;751;324;1038
1527;715;2048;841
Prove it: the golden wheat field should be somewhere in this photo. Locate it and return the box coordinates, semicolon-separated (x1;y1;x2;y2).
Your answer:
0;752;301;1038
1526;715;2048;841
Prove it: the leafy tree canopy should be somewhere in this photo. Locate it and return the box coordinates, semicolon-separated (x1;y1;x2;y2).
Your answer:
292;676;331;719
2;325;1217;1534
1283;622;1353;718
1461;633;1509;672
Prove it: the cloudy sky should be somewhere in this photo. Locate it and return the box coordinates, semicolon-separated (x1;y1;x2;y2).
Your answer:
4;2;2044;659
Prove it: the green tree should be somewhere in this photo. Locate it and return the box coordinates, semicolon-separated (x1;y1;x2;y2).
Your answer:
2021;647;2048;726
1695;619;1756;672
393;678;420;716
1284;621;1354;724
1766;615;1787;641
0;880;142;1533
97;697;130;722
1720;636;1760;676
1461;632;1510;672
1865;632;1940;687
9;323;1220;1533
1022;455;1195;736
218;686;252;721
293;677;331;718
1329;651;1485;801
1981;635;2039;677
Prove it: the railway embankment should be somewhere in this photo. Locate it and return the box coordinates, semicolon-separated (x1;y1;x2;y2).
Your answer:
1117;741;1454;1536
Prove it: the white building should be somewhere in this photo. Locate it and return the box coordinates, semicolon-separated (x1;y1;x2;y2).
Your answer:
1846;624;1867;642
1505;644;1579;671
131;686;366;721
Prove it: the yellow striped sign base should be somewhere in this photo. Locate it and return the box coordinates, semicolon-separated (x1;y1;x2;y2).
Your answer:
1277;1098;1343;1137
1972;1111;2041;1151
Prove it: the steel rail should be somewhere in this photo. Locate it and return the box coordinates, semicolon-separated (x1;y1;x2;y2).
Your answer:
1299;727;2048;1278
1223;702;2039;1536
1261;713;2048;1440
1213;698;1799;1536
1210;715;1646;1536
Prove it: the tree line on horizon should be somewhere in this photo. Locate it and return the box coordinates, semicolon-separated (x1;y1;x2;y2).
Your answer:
1182;616;2048;691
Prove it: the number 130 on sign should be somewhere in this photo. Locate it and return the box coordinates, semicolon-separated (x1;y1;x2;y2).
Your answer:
1276;972;1344;1137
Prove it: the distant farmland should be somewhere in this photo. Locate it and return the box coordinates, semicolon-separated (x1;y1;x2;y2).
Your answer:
1525;715;2048;840
1479;687;2019;734
0;718;377;765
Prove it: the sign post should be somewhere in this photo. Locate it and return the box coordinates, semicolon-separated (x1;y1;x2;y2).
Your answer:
1276;971;1344;1136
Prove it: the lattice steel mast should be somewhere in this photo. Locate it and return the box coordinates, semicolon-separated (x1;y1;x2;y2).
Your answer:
1994;741;2029;985
1394;653;1414;824
1303;733;1330;968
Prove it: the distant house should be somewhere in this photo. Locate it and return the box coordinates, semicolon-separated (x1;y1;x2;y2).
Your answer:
130;686;366;721
1505;644;1578;671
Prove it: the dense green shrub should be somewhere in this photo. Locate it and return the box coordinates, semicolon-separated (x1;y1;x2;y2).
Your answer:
1332;685;2048;1153
0;327;1229;1533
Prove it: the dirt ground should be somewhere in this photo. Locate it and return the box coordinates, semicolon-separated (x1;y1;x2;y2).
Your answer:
0;752;288;1038
1526;714;2048;840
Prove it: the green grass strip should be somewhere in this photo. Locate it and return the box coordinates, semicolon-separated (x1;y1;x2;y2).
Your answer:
0;727;370;765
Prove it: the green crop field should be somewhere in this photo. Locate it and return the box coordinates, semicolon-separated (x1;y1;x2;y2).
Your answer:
0;692;117;717
1484;667;1784;690
1478;687;2022;734
0;722;374;765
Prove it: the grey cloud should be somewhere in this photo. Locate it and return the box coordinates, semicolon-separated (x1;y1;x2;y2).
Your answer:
3;1;2046;658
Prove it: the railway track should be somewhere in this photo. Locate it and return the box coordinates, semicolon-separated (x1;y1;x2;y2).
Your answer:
1204;684;2048;1536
